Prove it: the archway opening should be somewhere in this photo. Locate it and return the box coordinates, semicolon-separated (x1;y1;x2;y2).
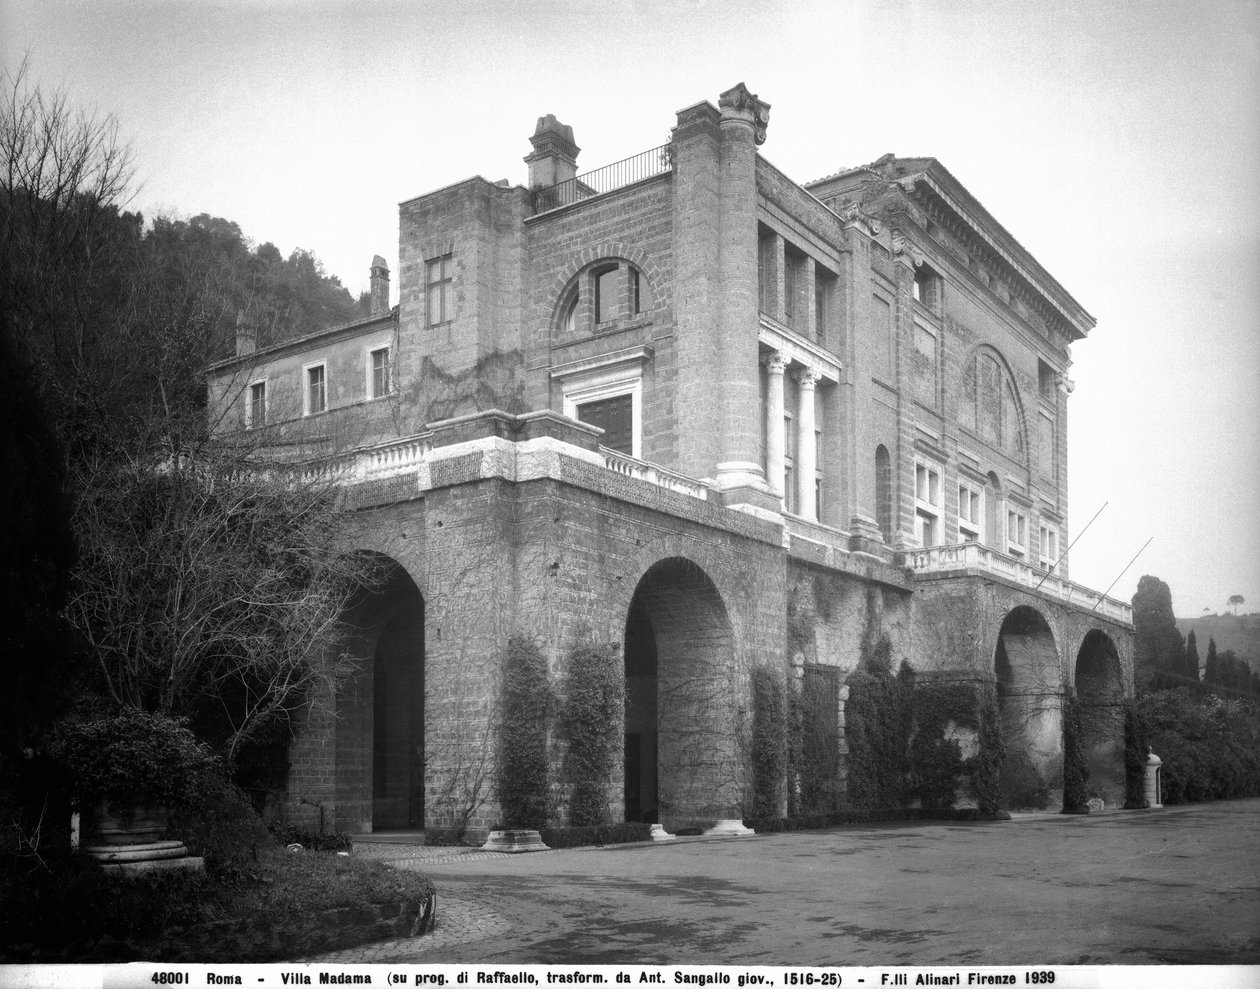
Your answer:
995;605;1061;810
1074;630;1126;808
623;557;737;831
338;556;425;832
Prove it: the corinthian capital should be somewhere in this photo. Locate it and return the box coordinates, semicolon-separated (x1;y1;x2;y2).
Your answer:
718;82;771;145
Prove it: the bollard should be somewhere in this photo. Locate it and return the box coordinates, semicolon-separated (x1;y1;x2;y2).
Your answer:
1144;750;1163;808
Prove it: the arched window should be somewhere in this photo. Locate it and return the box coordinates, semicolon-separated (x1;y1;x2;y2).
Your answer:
555;259;652;337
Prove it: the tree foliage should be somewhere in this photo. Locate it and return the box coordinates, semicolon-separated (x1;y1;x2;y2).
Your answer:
1132;575;1189;692
2;63;377;791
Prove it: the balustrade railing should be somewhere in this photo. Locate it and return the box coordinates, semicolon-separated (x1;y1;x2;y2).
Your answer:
601;446;709;501
905;542;1132;621
531;144;673;215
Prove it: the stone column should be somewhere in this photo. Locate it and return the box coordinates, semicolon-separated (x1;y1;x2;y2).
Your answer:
764;352;788;501
714;82;773;503
795;368;819;521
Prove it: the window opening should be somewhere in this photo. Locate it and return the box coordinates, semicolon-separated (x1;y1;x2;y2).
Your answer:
426;254;453;326
248;381;266;429
306;364;326;415
370;346;391;399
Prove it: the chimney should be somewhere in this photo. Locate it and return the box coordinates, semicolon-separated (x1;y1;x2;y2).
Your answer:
235;310;256;357
524;114;580;190
369;255;390;315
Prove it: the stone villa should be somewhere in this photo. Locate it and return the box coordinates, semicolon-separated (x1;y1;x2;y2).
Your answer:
208;84;1133;838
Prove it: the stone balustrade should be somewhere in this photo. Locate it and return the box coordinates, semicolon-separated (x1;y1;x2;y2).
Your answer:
600;446;712;501
904;542;1132;623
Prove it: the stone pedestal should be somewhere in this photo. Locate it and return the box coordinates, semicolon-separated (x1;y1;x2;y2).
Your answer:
649;824;675;841
703;819;754;837
480;829;549;853
85;839;205;876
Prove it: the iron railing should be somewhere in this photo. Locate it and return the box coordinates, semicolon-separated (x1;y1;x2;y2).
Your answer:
531;143;673;215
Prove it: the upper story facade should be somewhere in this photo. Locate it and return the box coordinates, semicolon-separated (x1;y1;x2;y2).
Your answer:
208;82;1120;616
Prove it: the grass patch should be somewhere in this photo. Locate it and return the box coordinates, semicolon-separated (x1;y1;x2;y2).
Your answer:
1;844;434;962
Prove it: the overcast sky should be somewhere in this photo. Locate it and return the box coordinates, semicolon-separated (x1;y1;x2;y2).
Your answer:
4;0;1258;618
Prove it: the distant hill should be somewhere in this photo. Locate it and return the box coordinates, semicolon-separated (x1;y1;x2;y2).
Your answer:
1176;613;1260;669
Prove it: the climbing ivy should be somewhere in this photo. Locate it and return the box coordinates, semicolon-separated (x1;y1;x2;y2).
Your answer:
844;633;913;811
497;636;553;829
561;640;622;827
750;665;786;824
1061;689;1091;813
792;665;842;815
972;686;1006;816
909;683;973;812
1122;699;1150;809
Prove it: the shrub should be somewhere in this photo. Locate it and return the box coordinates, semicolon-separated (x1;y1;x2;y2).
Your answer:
1138;689;1260;804
793;665;842;816
168;769;275;881
50;708;217;806
750;665;786;824
562;640;622;827
498;636;552;829
845;636;913;812
1122;699;1150;808
972;686;1005;816
909;682;975;812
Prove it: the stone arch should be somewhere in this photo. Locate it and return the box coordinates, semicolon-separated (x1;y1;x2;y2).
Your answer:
622;555;739;832
545;242;668;339
957;344;1029;464
994;604;1062;810
1073;628;1126;808
335;552;426;832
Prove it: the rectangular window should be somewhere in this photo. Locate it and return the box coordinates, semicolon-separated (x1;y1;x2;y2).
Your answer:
370;346;391;399
248;381;266;429
913;265;943;314
595;266;619;324
815;281;826;342
306;364;326;415
576;393;633;456
914;460;943;547
783;252;800;327
426;255;452;326
630;268;641;315
957;481;983;543
1007;509;1028;557
1038;360;1057;401
1039;523;1059;571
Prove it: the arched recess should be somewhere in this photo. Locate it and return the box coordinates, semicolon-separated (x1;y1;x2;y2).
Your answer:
994;605;1062;810
336;554;425;832
958;345;1029;465
1074;630;1126;808
623;557;738;831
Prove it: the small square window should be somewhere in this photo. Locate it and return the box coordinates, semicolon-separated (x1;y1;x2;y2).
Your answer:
306;364;326;415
